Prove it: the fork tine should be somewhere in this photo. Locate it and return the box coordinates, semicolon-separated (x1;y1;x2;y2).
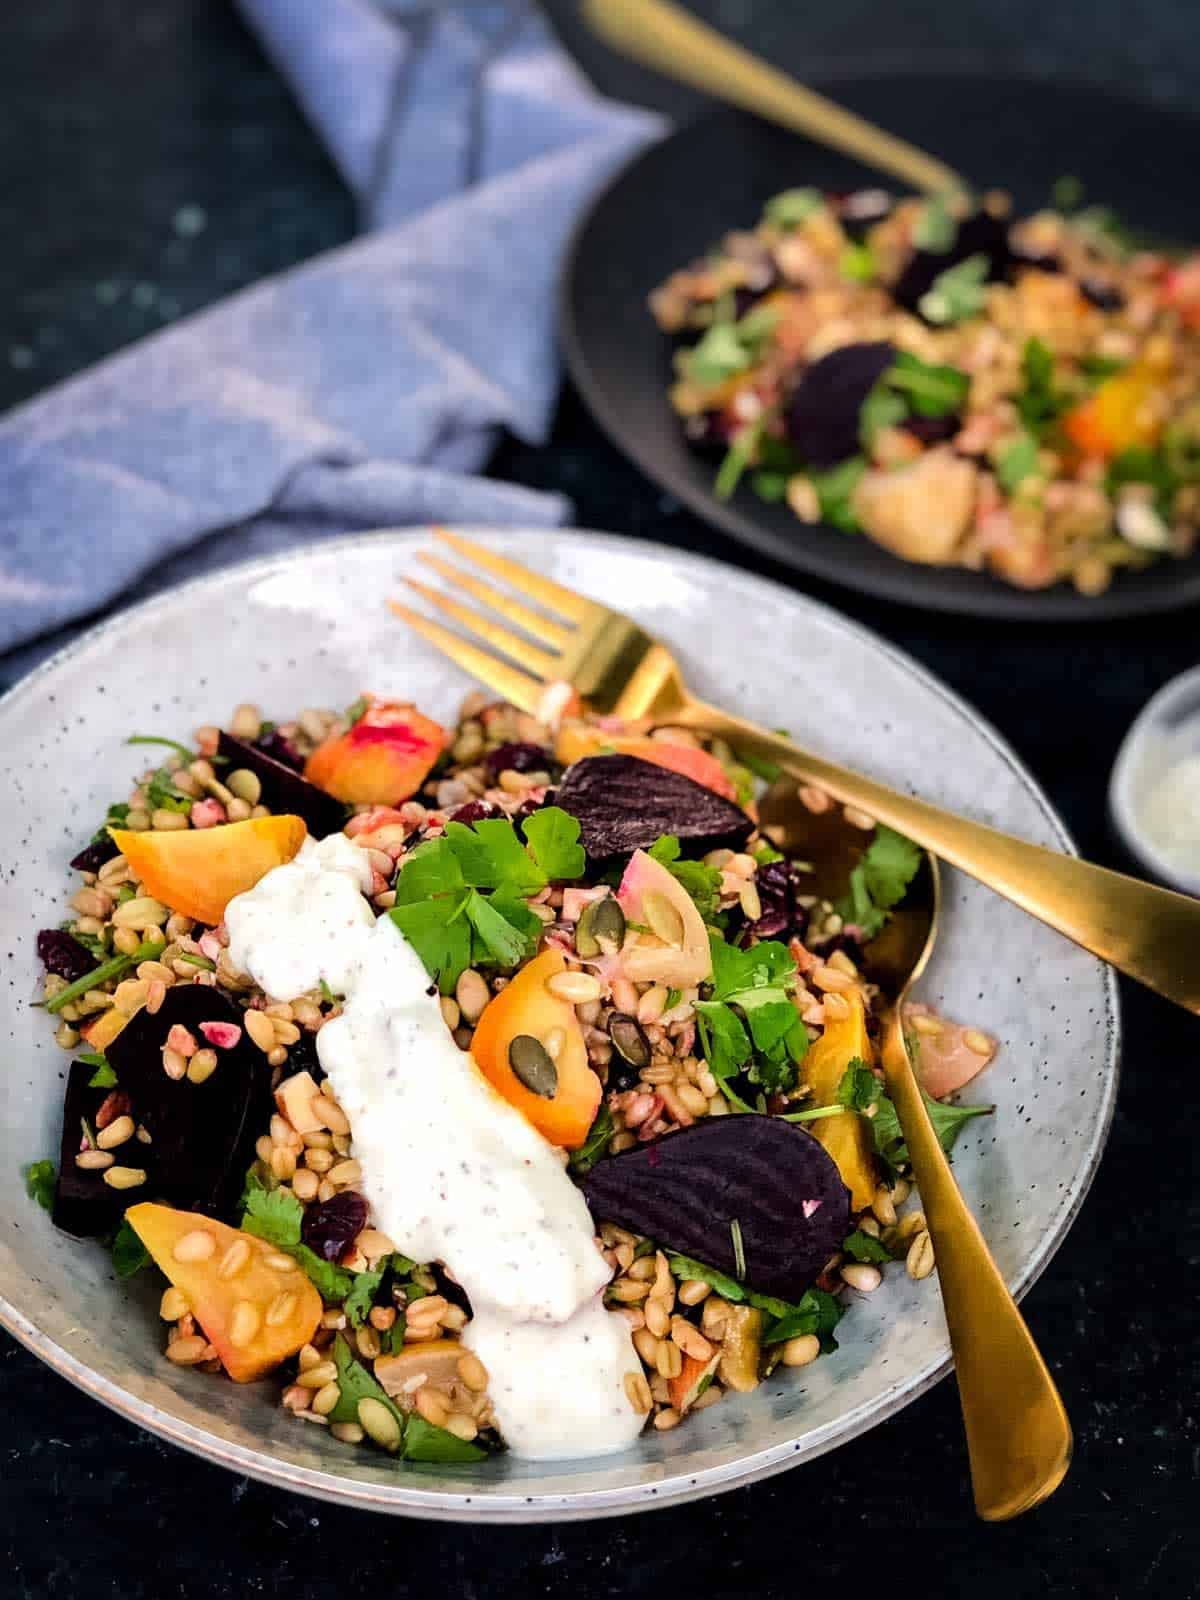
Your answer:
388;601;545;715
433;527;596;623
403;578;559;678
416;552;572;650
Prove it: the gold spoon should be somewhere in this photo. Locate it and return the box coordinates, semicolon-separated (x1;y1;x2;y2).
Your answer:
759;784;1072;1520
581;0;968;197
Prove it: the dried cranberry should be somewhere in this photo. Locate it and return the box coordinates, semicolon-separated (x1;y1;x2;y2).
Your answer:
512;795;547;828
254;729;303;771
301;1191;369;1262
447;799;501;826
744;859;807;941
70;837;120;874
484;742;550;780
37;929;96;983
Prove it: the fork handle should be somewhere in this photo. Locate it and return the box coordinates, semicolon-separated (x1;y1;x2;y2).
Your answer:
678;699;1200;1014
580;0;967;196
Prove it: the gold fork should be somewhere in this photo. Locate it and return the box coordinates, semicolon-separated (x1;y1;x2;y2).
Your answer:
393;529;1200;1016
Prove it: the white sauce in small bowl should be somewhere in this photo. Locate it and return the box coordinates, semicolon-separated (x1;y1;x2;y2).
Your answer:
225;835;642;1460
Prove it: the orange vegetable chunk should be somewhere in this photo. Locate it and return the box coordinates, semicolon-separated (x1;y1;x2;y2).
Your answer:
801;987;879;1213
1061;361;1167;460
470;948;600;1148
305;699;448;806
126;1202;321;1383
110;814;306;927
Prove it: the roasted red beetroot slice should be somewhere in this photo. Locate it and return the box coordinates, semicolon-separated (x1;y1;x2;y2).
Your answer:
786;341;894;470
555;755;752;863
217;731;345;839
70;836;121;874
893;209;1011;317
106;985;270;1218
580;1116;850;1302
37;929;97;984
53;1062;146;1237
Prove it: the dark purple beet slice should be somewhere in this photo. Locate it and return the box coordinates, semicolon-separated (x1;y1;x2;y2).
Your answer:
217;731;345;838
255;728;303;770
786;341;894;469
555;755;752;863
53;1062;142;1237
70;837;120;874
893;210;1011;317
301;1190;369;1262
483;742;551;780
580;1116;850;1302
106;985;270;1219
902;413;961;446
37;929;97;984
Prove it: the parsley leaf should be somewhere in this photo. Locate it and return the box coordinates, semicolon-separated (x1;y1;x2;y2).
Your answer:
388;899;473;995
697;934;808;1102
239;1175;356;1301
870;1090;992;1178
569;1105;614;1176
444;817;543;895
343;1266;384;1330
884;351;970;418
111;1218;151;1278
764;187;824;229
810;456;867;532
463;888;533;969
521;808;586;882
647;835;723;920
23;1159;56;1211
843;1228;891;1264
835;825;921;940
918;253;989;325
859;383;908;450
1015;336;1071;434
329;1333;405;1436
996;432;1041;493
684;306;779;388
913;195;957;253
667;1252;844;1351
835;1058;880;1113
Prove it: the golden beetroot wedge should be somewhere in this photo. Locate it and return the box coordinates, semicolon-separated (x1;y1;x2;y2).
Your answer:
470;948;601;1148
305;699;448;806
126;1202;321;1383
801;988;879;1213
110;814;306;927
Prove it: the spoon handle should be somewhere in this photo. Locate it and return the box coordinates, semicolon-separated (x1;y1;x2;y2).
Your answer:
580;0;967;196
879;1016;1072;1519
675;705;1200;1015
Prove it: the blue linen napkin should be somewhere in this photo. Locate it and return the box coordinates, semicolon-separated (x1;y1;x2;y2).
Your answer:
0;0;662;679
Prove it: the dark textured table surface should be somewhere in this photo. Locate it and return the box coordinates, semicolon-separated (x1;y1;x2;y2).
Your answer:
1;4;1197;1595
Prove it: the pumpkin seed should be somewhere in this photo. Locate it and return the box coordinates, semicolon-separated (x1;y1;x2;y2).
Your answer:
508;1034;559;1098
575;895;626;958
641;889;684;947
608;1013;651;1070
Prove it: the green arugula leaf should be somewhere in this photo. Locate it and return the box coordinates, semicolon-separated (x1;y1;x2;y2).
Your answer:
647;835;724;920
764;187;824;229
884;351;970;418
835;825;921;939
23;1159;56;1211
918;252;989;325
521;807;586;882
569;1105;614;1176
997;432;1041;493
809;456;867;533
913;195;958;252
111;1217;151;1278
843;1228;891;1264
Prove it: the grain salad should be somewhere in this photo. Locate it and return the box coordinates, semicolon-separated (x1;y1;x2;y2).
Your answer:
25;681;998;1464
651;183;1200;594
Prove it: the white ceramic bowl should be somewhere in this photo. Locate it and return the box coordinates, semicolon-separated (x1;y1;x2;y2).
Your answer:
0;530;1118;1521
1109;665;1200;899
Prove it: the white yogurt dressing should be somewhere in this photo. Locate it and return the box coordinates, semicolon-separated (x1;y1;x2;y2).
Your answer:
225;834;642;1460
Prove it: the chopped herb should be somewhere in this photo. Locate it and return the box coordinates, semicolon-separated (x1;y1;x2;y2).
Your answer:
520;807;586;882
403;1413;488;1463
45;941;161;1015
683;305;779;388
835;1058;881;1113
646;835;724;921
84;1054;118;1088
715;416;766;502
764;187;824;229
918;253;989;325
737;749;782;784
1015;336;1071;434
859;383;908;450
839;241;877;283
1080;353;1128;381
343;1264;384;1329
870;1089;992;1179
666;1251;844;1349
319;978;339;1004
111;1218;151;1278
754;843;785;866
913;194;957;253
569;1105;614;1176
664;987;683;1012
751;469;790;501
996;432;1042;493
835;825;921;940
778;1103;847;1123
810;456;867;533
90;802;130;844
343;696;369;727
884;351;970;418
23;1159;56;1211
843;1228;891;1264
239;1174;356;1301
127;735;194;762
175;952;216;971
730;1218;747;1280
696;933;808;1103
1052;174;1084;211
328;1333;404;1437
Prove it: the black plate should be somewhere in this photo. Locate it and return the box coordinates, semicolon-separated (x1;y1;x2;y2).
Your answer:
561;77;1200;619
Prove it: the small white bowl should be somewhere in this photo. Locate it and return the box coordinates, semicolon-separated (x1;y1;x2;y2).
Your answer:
1110;665;1200;899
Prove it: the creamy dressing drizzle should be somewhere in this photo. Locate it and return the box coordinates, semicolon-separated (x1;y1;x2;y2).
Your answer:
225;835;642;1460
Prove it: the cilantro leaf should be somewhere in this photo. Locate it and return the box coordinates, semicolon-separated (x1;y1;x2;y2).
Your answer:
111;1217;151;1278
1015;336;1072;434
835;1058;880;1113
764;187;823;229
836;825;921;939
918;253;989;325
343;1266;384;1330
843;1228;891;1264
569;1105;614;1176
329;1333;405;1437
388;899;473;995
393;835;465;904
445;818;543;895
708;936;795;1002
913;194;957;252
404;1414;488;1463
810;456;867;532
23;1159;56;1211
996;432;1041;493
839;241;877;283
884;351;970;418
239;1174;355;1301
647;835;723;920
464;888;532;969
521;807;585;882
870;1090;992;1178
683;305;779;388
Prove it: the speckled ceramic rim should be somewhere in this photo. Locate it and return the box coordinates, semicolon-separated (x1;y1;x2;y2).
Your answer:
0;529;1120;1522
1109;665;1200;899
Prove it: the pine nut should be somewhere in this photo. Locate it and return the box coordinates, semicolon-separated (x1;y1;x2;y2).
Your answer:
311;1094;350;1134
444;1413;478;1442
624;1371;653;1415
611;1278;650;1304
906;1230;936;1280
296;1361;338;1389
165;1335;210;1365
653;1407;681;1431
781;1333;821;1367
357;1397;401;1450
112;896;169;929
455;968;490;1023
439;995;461;1029
304;1146;334;1174
75;1149;114;1171
186;1048;219;1084
964;1028;993;1056
655;1341;683;1379
328;1159;362;1187
812;965;854;993
369;1306;397;1333
644;1298;670;1338
308;1381;339;1416
113;979;149;1015
355;1326;381;1360
676;1083;709;1118
545;970;604;1004
272;1018;301;1046
331;1423;364;1444
841;1262;882;1292
244;1010;277;1052
633;1328;661;1366
738;881;762;922
228;1300;262;1348
172;1228;216;1262
677;1279;712;1307
265;1292;298;1327
270;1145;297;1182
636;985;669;1025
264;1252;298;1273
267;1045;288;1068
671;1317;714;1361
103;1166;147;1190
415;1387;449;1427
217;1237;251;1280
872;1185;897;1226
455;1351;489;1392
159;1287;190;1321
